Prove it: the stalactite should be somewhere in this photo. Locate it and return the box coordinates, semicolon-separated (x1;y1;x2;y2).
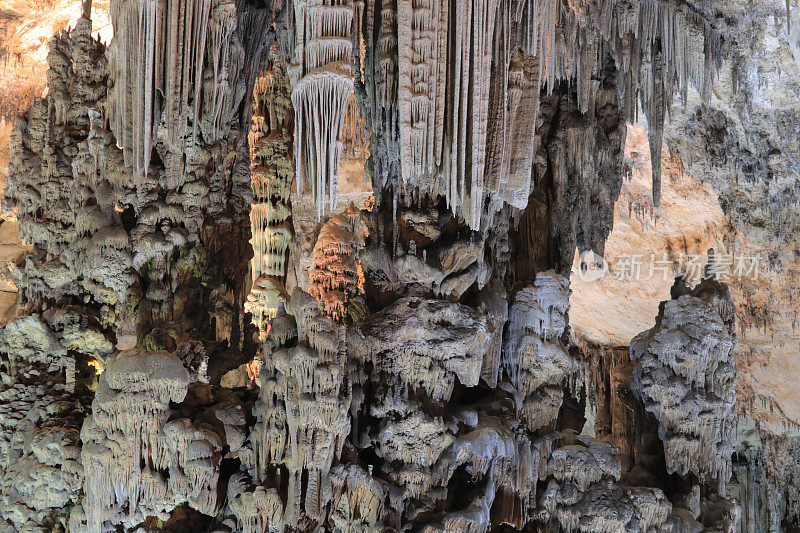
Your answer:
395;0;500;229
517;0;559;93
291;0;355;219
363;0;722;220
251;206;292;278
361;0;399;193
485;12;541;211
342;93;369;161
292;67;354;220
109;0;202;183
108;0;247;188
0;0;757;530
396;0;448;188
202;0;247;145
248;50;294;339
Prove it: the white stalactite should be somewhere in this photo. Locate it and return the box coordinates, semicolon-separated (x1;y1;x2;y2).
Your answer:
108;0;246;188
291;0;356;220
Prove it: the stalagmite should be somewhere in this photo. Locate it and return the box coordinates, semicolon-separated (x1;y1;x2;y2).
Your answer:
631;277;738;495
247;52;295;342
348;297;496;402
0;311;87;529
228;475;285;533
308;209;363;321
503;271;573;431
2;0;270;529
77;350;226;532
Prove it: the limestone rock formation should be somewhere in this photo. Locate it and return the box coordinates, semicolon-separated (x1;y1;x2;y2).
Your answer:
291;0;355;219
631;277;738;495
349;296;495;402
0;0;795;530
308;208;363;321
0;334;83;531
246;47;294;340
503;271;573;431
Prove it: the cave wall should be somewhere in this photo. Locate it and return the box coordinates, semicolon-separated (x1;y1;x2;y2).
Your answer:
0;0;792;531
